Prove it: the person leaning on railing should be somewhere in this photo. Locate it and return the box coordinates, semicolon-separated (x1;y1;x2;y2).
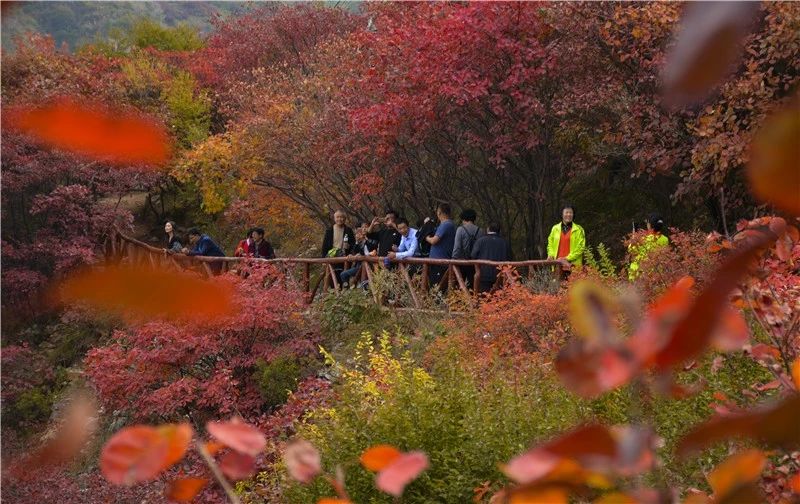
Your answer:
452;208;483;289
546;203;586;276
425;203;456;288
471;222;513;293
340;223;377;288
387;217;418;262
164;221;183;254
181;228;226;275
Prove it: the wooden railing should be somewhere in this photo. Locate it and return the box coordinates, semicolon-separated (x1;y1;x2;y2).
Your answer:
105;228;563;307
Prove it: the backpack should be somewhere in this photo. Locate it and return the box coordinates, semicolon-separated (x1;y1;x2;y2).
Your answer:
461;225;480;257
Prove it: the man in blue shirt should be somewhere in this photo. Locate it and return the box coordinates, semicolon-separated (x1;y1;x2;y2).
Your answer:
387;217;417;262
425;203;455;288
183;228;226;275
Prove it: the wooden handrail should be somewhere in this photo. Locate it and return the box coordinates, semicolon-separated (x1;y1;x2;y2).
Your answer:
108;227;563;307
111;227;562;268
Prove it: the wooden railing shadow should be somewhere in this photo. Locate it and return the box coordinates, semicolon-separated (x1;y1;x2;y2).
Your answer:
106;228;563;308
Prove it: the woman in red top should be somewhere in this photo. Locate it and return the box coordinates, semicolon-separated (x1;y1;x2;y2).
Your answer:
234;228;256;257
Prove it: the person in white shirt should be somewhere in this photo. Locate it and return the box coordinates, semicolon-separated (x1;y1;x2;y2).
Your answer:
388;218;418;261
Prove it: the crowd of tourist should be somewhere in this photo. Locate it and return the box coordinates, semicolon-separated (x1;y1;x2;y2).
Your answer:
162;203;669;291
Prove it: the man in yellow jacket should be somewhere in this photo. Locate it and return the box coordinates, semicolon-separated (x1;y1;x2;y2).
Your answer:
547;204;586;272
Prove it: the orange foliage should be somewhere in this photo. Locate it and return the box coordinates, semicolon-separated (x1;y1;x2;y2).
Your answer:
58;265;235;322
748;106;800;215
7;97;171;167
100;423;192;485
164;477;208;502
360;445;402;472
476;284;567;355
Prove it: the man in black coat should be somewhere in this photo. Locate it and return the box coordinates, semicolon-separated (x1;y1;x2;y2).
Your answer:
470;222;513;293
367;209;401;257
321;210;355;257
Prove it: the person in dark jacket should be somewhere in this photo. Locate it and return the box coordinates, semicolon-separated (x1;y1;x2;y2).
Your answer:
471;222;513;293
322;210;355;284
415;217;437;258
452;208;483;289
367;209;401;257
250;227;275;259
321;210;355;258
340;223;377;287
164;221;182;254
182;228;226;275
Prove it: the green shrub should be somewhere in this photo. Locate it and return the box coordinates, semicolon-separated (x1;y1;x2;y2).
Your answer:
589;351;773;491
317;289;383;336
583;243;618;278
254;355;318;409
9;387;54;429
281;332;585;503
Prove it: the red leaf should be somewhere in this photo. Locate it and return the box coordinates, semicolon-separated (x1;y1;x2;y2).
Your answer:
662;2;758;105
707;450;765;500
283;438;321;484
789;472;800;494
502;424;654;485
710;307;749;352
6;97;171;167
375;451;429;497
677;394;800;456
748;108;800;215
100;423;193;485
206;418;266;456
749;343;781;362
654;231;776;370
219;451;256;480
753;380;781;392
165;478;208;502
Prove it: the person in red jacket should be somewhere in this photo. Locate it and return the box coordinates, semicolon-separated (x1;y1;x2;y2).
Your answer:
234;228;256;257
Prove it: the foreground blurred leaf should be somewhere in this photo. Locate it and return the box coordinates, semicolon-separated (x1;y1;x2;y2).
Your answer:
7;97;171;167
653;230;776;370
707;450;765;499
502;424;655;491
100;423;192;485
360;444;402;471
662;2;758;106
374;451;429;497
748;107;800;215
677;394;800;456
165;477;208;502
206;418;266;456
10;392;97;479
219;451;256;480
59;265;234;322
283;438;322;484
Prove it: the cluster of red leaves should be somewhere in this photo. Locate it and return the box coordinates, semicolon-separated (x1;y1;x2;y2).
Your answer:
99;417;266;502
492;219;800;502
1;34;163;321
558;225;779;399
283;440;429;502
83;264;318;422
474;284;568;356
